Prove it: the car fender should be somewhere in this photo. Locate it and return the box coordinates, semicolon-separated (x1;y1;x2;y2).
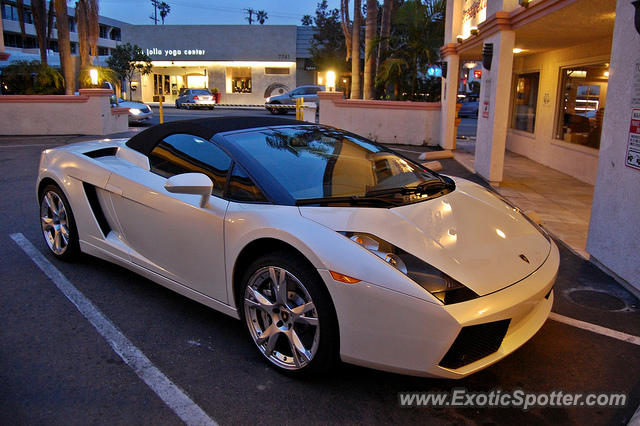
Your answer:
224;202;439;311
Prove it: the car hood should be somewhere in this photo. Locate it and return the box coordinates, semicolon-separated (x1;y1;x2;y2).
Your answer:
299;177;550;296
118;101;149;109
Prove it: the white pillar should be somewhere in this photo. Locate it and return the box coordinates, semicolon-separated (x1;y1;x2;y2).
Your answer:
586;0;640;292
440;49;460;150
474;29;515;185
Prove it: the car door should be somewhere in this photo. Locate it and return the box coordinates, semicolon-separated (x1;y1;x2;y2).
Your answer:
107;133;231;302
303;87;320;103
286;88;303;105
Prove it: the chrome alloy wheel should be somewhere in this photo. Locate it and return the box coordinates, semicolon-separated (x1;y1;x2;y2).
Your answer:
244;266;320;370
40;190;70;255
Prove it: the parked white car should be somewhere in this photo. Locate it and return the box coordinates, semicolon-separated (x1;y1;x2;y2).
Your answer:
36;117;558;378
116;98;153;123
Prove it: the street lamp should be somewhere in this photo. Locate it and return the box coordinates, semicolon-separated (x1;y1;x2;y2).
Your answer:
326;70;336;92
89;68;99;87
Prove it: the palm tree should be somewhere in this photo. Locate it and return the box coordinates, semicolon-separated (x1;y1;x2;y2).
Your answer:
87;0;99;61
376;0;445;100
340;0;352;61
54;0;73;94
377;0;393;71
244;8;255;24
350;0;362;99
256;10;268;25
159;2;171;25
76;0;90;66
363;0;377;99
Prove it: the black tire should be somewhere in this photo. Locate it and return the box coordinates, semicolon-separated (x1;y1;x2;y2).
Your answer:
39;184;80;261
175;101;180;109
268;102;280;115
239;251;339;376
208;106;214;110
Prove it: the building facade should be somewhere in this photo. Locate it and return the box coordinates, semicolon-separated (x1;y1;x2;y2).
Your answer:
1;2;315;105
440;0;639;291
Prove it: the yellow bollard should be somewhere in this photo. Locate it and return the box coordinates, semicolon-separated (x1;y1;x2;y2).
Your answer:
296;96;304;120
159;95;164;124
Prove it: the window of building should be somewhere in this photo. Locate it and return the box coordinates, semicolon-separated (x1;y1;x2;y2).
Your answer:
511;72;539;133
110;27;121;41
48;40;58;52
148;134;231;197
99;24;109;39
1;3;17;20
226;67;251;93
68;17;76;32
555;63;609;150
153;74;170;96
70;42;77;55
265;67;289;75
98;46;109;56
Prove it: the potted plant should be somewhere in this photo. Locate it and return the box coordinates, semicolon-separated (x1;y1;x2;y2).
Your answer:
211;87;220;103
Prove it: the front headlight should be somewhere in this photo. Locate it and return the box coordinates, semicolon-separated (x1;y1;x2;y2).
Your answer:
129;108;142;115
341;232;479;305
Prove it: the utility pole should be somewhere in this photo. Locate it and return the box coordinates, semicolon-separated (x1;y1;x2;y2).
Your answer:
150;0;159;25
244;8;255;25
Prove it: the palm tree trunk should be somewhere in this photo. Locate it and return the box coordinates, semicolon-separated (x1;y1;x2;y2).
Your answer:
363;0;377;99
31;0;48;64
76;0;90;66
377;0;392;68
54;0;74;94
340;0;352;61
87;0;100;63
350;0;362;99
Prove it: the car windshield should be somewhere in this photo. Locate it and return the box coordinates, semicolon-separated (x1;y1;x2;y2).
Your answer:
192;89;211;95
225;126;448;204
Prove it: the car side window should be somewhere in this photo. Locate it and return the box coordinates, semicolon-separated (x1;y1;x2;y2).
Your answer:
148;133;231;197
227;163;268;203
303;87;319;95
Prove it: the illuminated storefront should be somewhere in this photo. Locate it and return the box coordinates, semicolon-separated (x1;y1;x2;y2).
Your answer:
440;0;640;292
122;25;309;105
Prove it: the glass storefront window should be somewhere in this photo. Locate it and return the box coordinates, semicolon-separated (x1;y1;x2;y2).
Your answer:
555;63;609;150
511;72;539;133
226;67;252;94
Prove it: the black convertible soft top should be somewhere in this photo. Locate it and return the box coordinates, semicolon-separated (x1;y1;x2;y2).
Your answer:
125;116;308;156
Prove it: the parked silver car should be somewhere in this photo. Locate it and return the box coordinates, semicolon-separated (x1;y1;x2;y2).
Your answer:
265;85;325;114
113;97;153;123
175;89;215;110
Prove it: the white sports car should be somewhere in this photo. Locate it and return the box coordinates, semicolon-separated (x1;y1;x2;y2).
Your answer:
36;117;558;378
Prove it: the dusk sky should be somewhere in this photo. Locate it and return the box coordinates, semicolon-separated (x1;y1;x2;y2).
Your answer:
99;0;342;26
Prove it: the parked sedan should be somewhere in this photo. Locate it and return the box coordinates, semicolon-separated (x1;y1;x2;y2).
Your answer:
265;85;325;114
116;98;153;123
458;98;479;118
36;117;558;378
176;89;215;110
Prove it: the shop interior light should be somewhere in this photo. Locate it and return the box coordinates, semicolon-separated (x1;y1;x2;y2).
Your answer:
89;68;99;86
512;48;524;54
470;26;479;36
326;70;336;91
464;62;476;69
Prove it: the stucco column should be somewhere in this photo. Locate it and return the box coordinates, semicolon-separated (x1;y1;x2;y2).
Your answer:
439;46;460;150
474;28;515;185
586;0;640;293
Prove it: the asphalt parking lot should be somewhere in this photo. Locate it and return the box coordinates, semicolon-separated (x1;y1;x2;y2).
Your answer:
1;112;638;425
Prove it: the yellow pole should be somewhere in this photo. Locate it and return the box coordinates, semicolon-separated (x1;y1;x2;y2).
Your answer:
159;95;164;124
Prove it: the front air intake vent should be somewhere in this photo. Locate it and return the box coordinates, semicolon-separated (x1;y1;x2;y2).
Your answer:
439;319;511;369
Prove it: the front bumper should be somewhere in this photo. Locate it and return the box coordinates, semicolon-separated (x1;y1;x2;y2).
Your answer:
321;241;559;378
128;111;152;122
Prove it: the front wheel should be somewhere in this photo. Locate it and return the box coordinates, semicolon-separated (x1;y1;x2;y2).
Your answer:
39;184;80;261
241;252;338;375
175;101;180;109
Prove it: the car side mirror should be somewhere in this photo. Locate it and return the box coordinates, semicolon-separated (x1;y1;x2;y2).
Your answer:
164;173;213;208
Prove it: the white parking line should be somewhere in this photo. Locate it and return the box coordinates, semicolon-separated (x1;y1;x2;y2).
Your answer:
549;312;640;346
10;233;217;426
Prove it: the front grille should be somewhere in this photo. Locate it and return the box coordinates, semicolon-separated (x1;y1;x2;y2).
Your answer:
439;319;511;369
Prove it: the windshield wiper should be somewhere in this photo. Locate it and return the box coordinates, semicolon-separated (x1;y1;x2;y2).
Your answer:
364;177;455;197
295;195;402;207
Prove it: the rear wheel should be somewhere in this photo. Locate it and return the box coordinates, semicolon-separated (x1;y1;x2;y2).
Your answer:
268;103;280;115
39;184;80;261
240;252;338;375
